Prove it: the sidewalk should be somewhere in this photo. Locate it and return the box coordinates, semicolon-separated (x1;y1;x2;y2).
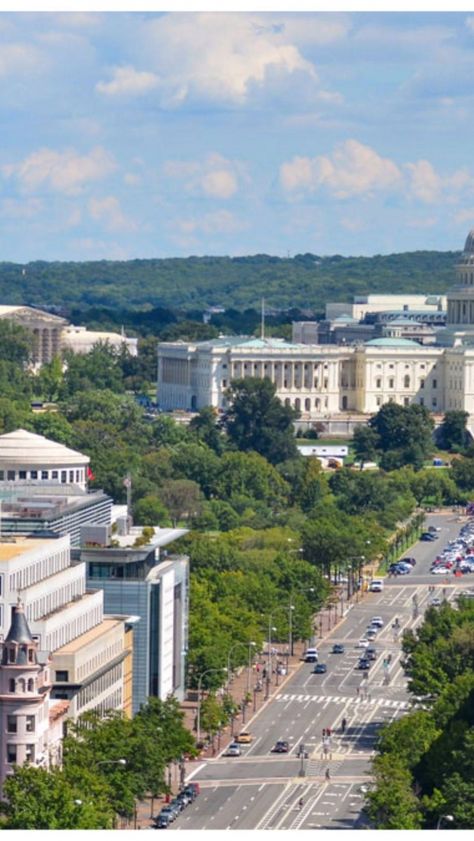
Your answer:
132;585;360;829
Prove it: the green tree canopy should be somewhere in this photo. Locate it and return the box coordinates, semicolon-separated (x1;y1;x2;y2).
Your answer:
223;377;299;464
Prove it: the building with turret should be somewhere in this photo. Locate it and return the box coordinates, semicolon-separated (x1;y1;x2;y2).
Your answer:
0;601;68;791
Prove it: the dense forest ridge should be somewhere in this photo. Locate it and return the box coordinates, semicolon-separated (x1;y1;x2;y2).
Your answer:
0;249;458;312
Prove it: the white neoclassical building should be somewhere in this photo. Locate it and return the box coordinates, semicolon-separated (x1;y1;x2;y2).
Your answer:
0;429;89;490
157;227;474;424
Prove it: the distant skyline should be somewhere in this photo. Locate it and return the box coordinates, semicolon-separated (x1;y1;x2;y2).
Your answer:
0;11;474;261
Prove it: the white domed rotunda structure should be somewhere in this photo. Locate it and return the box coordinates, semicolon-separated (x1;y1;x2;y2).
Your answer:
0;429;89;489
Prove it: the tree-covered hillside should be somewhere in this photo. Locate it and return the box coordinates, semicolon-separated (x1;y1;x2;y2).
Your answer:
0;249;458;311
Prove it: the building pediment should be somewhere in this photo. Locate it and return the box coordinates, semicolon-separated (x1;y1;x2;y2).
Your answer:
0;307;67;327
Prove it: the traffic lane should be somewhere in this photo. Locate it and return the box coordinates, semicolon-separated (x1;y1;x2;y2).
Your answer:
171;782;288;832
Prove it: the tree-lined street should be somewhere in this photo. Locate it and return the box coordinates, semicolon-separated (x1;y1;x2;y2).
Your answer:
170;510;470;831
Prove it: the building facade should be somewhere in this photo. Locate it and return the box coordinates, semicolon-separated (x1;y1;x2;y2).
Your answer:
0;602;68;791
157;228;474;423
0;535;133;721
81;527;189;715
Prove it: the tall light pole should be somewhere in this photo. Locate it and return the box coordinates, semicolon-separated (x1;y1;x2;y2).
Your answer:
289;586;315;655
436;815;454;830
247;641;257;692
226;641;256;693
196;667;227;745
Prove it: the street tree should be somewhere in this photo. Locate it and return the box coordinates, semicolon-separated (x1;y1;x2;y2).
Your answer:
223;377;299;464
438;410;470;451
158;478;203;525
366;754;423;829
352;424;379;468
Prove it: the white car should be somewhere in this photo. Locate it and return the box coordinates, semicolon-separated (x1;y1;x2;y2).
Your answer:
357;638;369;648
430;597;442;607
431;566;450;575
370;616;384;628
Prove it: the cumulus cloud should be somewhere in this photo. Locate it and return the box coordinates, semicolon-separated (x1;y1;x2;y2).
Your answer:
163;153;244;199
280;140;402;199
96;65;160;97
280;140;474;206
88;195;136;232
139;12;338;108
405;160;474;204
3;147;116;195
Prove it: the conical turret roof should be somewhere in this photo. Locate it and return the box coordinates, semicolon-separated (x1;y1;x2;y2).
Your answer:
5;602;34;645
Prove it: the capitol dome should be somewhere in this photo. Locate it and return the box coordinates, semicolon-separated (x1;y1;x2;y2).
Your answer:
464;229;474;254
0;429;89;488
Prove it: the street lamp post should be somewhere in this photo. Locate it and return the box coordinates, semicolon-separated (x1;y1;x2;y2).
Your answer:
196;667;227;745
289;587;315;655
247;641;256;692
436;815;454;830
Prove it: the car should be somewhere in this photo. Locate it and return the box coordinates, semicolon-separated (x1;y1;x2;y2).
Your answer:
272;739;289;753
154;813;171;829
430;597;442;606
357;638;369;648
156;808;177;824
304;648;318;663
357;658;371;670
370;616;384;628
226;742;241;756
171;798;185;814
401;557;417;566
366;629;377;640
369;579;384;592
183;783;200;800
313;663;327;674
332;643;345;654
428;525;441;533
421;532;438;541
236;731;253;744
366;647;377;660
431;566;450;575
175;791;192;808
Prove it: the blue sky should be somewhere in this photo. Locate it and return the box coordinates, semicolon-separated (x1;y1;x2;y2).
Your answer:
1;10;474;261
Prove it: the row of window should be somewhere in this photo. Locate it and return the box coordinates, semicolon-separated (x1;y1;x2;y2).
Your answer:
8;677;36;693
7;743;35;764
7;714;35;734
10;549;69;592
76;664;123;711
375;376;438;390
0;468;84;483
45;603;102;654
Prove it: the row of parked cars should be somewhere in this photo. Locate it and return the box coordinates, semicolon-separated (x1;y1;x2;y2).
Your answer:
388;556;417;576
356;616;384;670
153;783;200;829
430;521;474;576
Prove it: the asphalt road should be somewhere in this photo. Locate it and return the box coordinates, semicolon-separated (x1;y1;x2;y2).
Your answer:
171;511;472;831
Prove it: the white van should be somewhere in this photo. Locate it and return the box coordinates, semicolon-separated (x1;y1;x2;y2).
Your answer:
304;647;318;663
369;579;384;593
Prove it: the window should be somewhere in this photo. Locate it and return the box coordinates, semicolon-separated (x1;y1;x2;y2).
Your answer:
30;470;38;480
222;379;227;388
7;716;17;733
376;397;382;406
19;471;26;480
61;471;67;483
433;379;437;389
0;471;3;480
7;470;15;481
52;470;58;479
26;715;35;733
376;378;382;388
55;670;69;682
69;471;74;483
8;679;15;692
404;375;410;388
420;397;424;406
432;398;437;408
8;648;15;664
41;470;48;480
388;378;394;389
7;745;17;764
27;679;34;692
25;745;35;763
404;398;410;406
420;379;425;389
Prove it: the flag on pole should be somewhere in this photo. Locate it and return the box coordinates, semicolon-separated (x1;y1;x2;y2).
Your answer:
123;476;132;488
87;466;95;481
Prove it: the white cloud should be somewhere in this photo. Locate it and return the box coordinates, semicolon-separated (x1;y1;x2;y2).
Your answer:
163;153;244;199
405;160;474;205
280;140;402;199
139;12;338;108
96;65;160;97
0;42;48;78
88;195;136;232
3;147;116;195
272;14;351;47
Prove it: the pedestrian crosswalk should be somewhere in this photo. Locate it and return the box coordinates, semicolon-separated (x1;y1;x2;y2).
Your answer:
275;692;410;710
